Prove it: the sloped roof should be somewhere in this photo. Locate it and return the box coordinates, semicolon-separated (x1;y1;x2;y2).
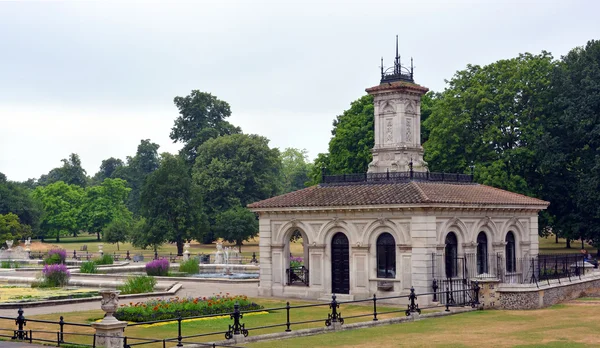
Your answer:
248;181;549;210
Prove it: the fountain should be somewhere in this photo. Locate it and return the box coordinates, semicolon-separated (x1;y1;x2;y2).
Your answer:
191;243;259;280
0;239;29;261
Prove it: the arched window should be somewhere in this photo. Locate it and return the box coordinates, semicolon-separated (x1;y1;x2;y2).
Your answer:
445;232;458;278
477;232;488;274
377;233;396;278
506;232;516;272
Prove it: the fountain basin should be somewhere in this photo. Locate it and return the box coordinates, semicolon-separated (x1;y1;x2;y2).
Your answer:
190;273;259;279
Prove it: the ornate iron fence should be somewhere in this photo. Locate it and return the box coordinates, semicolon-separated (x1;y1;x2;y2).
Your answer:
1;285;479;347
286;266;309;286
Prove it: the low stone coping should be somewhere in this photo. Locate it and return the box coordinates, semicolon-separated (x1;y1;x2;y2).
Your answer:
0;275;177;290
70;272;259;283
497;272;600;292
0;283;182;309
12;261;130;272
189;306;477;346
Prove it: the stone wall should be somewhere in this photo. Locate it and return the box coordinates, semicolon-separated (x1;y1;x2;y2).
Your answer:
496;273;600;310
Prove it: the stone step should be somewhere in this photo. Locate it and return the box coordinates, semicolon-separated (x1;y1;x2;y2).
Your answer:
317;293;355;302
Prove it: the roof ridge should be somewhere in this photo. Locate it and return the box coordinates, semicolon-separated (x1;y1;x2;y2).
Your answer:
411;181;430;202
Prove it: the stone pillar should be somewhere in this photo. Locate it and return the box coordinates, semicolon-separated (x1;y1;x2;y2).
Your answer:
91;290;127;348
410;214;437;302
183;242;190;261
474;278;500;309
258;216;273;297
98;244;104;257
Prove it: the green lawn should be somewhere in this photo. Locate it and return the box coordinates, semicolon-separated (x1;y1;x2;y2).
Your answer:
538;235;594;255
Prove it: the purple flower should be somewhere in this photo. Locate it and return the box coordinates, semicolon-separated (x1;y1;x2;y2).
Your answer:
41;263;70;287
47;248;67;263
146;258;170;276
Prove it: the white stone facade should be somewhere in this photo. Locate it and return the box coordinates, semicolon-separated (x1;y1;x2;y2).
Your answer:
255;206;541;304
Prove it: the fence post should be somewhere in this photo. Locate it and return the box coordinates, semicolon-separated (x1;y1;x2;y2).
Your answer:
372;294;378;321
59;315;64;343
251;252;257;264
154;250;158;260
445;287;451;312
14;308;27;340
472;281;480;307
325;294;344;327
177;315;183;347
225;302;248;340
285;302;291;332
405;287;421;316
125;250;131;260
432;279;438;302
73;250;77;259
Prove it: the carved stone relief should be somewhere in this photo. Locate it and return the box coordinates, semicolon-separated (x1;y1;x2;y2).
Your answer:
406;118;412;143
386;119;393;143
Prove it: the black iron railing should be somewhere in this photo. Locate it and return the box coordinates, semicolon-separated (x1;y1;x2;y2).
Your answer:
286;266;309;286
321;170;473;185
2;286;479;347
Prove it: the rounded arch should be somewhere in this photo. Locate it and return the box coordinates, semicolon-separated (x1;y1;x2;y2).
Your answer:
363;220;407;246
444;231;459;278
501;218;527;243
376;232;396;278
476;231;489;274
505;231;517;272
277;220;313;245
472;217;498;242
317;219;356;245
438;217;469;245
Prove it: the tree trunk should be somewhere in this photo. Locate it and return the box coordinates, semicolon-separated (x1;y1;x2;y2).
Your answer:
116;241;120;251
96;232;101;241
176;240;183;256
56;233;60;242
566;238;571;249
555;234;559;243
238;242;242;253
582;239;585;249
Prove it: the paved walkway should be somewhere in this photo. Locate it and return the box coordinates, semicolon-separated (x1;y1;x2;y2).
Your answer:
0;342;43;347
0;278;259;316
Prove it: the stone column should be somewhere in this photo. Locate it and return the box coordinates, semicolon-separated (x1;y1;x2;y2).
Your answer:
183;242;190;261
258;216;273;297
473;278;500;309
91;290;127;348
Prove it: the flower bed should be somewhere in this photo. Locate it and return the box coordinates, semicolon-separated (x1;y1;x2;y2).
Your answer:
35;263;70;287
44;248;67;265
114;293;263;322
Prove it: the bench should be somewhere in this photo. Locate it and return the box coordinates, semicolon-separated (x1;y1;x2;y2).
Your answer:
133;255;144;262
80;245;87;251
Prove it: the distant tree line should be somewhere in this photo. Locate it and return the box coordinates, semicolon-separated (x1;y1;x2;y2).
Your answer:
2;40;598;252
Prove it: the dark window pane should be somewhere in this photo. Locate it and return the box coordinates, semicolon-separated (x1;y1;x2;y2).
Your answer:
445;232;458;278
377;233;396;278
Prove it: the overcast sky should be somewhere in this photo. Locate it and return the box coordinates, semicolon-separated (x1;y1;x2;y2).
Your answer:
1;0;598;182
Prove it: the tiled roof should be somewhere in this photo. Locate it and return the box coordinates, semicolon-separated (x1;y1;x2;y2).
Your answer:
248;181;549;209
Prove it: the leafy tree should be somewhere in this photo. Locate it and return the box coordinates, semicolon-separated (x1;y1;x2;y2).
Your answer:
420;91;440;143
0;213;32;245
38;153;88;187
170;91;242;165
112;140;161;216
0;175;42;236
81;178;132;240
92;157;124;184
193;134;281;243
327;95;374;174
103;216;131;250
306;153;330;186
423;52;555;195
213;206;258;253
280;148;312;193
141;154;208;255
32;181;84;242
537;40;600;247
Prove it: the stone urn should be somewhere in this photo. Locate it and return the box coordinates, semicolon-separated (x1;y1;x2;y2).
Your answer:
98;243;104;256
99;290;120;322
5;240;13;251
183;242;191;261
24;238;31;252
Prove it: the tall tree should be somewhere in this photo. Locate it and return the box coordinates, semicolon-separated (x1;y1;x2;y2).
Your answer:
327;95;374;174
32;181;84;242
538;40;600;247
80;178;132;240
38;153;88;187
141;154;208;255
92;157;124;184
213;206;258;253
280;148;312;193
112;139;161;216
193;134;281;243
170;91;242;165
423;52;555;195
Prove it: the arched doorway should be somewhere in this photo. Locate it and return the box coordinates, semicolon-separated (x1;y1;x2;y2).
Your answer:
477;232;488;274
445;232;458;278
286;229;309;286
331;232;350;294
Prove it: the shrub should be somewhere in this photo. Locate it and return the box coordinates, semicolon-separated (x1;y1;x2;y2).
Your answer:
179;258;200;274
80;261;98;274
37;264;70;287
290;256;303;268
1;261;18;268
146;258;169;276
93;254;114;266
114;293;262;322
117;275;156;295
44;249;66;265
